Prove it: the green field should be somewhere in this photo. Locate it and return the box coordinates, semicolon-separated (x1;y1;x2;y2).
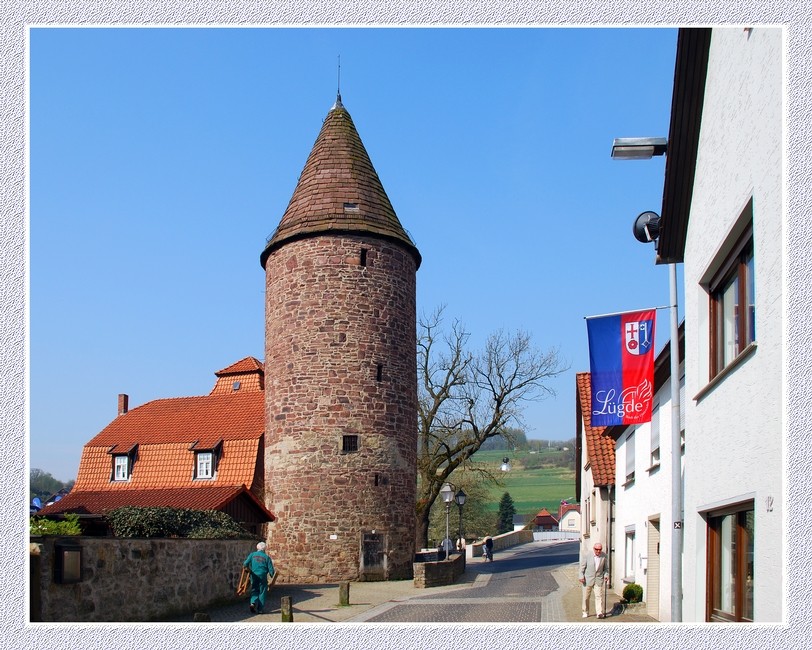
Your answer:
472;449;576;518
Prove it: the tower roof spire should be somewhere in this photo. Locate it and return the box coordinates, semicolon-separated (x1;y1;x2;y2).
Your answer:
261;101;421;269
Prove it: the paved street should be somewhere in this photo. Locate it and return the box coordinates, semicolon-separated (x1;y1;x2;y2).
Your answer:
171;540;656;624
351;541;578;622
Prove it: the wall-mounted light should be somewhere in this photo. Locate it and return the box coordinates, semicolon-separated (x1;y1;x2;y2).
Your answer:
611;137;667;160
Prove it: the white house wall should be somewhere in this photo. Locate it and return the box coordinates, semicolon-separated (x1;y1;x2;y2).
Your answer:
681;27;783;623
579;421;612;568
559;510;581;533
613;372;682;622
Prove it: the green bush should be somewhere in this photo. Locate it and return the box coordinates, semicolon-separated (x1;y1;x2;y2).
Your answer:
105;506;253;539
30;513;82;536
622;582;644;603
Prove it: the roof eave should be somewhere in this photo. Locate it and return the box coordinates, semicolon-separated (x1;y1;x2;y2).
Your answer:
656;27;713;265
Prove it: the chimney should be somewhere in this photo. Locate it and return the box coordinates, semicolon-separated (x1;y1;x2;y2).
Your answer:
118;393;129;416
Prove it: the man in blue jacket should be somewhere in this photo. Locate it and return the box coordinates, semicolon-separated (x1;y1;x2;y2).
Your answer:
243;541;275;614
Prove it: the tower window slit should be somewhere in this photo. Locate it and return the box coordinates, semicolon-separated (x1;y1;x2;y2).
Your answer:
360;248;368;267
376;364;383;382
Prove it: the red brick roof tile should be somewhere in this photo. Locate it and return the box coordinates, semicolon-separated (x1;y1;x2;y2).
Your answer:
576;372;616;486
215;356;264;376
87;391;264;449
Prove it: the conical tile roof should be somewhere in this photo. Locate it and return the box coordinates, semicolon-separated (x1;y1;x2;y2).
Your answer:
261;97;421;269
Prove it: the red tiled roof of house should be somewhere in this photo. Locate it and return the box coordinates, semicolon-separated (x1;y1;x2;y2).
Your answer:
72;437;262;491
576;372;615;486
215;356;264;376
210;357;264;395
37;485;275;521
534;507;558;522
558;502;580;519
86;391;264;450
260;99;421;269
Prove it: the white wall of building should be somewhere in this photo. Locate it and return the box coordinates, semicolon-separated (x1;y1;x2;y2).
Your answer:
559;510;581;533
613;372;682;621
681;27;783;623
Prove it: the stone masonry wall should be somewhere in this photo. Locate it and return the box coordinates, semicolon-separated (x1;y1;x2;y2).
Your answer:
264;234;418;583
413;553;466;588
30;537;253;622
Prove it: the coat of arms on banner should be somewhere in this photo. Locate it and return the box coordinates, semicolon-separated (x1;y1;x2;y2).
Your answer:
624;318;653;357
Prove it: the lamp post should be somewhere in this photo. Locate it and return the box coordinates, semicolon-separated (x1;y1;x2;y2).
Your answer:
612;137;683;622
439;482;455;558
455;488;467;554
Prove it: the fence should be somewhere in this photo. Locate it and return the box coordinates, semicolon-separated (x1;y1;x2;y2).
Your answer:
533;530;580;542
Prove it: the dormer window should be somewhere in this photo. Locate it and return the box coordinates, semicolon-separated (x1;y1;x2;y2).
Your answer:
109;444;138;482
114;455;130;481
190;439;223;480
196;452;214;479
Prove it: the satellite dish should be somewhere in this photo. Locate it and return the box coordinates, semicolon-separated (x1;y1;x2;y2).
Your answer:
632;211;661;243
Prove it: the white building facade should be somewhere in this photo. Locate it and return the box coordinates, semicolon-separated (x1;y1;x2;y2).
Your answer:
656;27;783;623
608;331;684;622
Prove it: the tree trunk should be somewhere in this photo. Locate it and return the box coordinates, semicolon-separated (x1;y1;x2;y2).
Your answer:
415;502;431;550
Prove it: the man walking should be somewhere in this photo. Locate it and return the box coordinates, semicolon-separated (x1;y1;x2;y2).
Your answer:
243;541;275;614
578;541;609;619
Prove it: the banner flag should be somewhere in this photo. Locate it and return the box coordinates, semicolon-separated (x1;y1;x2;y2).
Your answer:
586;309;656;427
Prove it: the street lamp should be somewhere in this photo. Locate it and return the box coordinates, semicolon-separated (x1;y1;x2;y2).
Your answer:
455;488;467;554
610;136;667;160
439;482;455;557
613;137;683;622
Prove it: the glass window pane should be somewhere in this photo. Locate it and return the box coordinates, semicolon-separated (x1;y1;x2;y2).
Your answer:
626;429;635;478
197;452;212;478
743;509;755;620
721;275;740;366
718;514;735;615
746;250;755;344
114;456;128;480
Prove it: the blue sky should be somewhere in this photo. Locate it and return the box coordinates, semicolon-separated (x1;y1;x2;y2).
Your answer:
29;27;680;482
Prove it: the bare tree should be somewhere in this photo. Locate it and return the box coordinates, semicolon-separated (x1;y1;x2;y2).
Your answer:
415;307;569;549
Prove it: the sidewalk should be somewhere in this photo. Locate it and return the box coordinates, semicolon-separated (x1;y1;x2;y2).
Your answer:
172;541;656;624
555;561;658;623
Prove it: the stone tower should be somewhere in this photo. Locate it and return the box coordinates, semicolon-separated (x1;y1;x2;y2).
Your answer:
260;96;421;583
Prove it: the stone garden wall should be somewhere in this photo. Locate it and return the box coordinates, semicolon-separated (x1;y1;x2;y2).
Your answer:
30;536;254;622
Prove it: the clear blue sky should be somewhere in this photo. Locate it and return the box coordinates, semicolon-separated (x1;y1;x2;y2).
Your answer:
30;27;680;482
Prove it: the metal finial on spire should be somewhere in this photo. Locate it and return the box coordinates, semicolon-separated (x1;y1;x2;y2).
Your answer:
332;54;343;110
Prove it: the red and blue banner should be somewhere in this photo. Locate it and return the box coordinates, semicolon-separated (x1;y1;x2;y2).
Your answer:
586;309;656;427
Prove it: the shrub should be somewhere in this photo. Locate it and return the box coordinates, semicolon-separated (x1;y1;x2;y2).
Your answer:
105;506;254;539
622;582;644;603
30;513;82;536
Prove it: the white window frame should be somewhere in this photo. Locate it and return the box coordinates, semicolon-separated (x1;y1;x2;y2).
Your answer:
114;455;129;481
625;528;636;582
196;451;214;479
